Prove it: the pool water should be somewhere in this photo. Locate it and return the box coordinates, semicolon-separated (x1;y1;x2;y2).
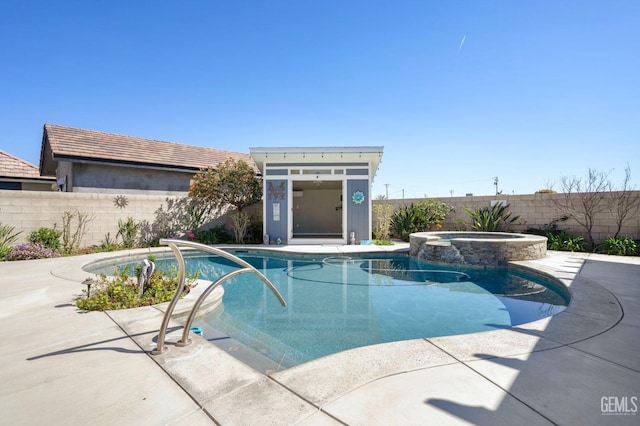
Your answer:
178;251;568;369
91;251;568;369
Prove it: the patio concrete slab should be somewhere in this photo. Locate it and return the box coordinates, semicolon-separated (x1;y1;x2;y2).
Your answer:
0;255;210;425
273;339;456;407
571;323;640;371
578;255;640;328
295;412;347;425
428;327;562;361
513;310;618;345
322;363;553;425
561;275;623;322
108;306;268;405
467;346;640;426
1;247;639;425
204;377;321;425
578;256;640;295
616;294;640;327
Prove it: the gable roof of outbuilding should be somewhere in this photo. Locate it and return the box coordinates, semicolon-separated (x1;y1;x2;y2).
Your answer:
40;124;252;176
0;149;54;181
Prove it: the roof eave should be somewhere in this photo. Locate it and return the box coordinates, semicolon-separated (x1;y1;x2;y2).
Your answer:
51;155;203;173
249;146;384;175
0;176;56;183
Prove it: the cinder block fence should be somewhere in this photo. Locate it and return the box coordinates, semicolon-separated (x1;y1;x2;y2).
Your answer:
1;190;638;248
376;192;640;245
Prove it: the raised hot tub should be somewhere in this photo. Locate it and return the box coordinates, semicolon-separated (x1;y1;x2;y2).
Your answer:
410;231;547;266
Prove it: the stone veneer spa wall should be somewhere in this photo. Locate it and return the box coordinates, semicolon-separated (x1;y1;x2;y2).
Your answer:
410;231;547;266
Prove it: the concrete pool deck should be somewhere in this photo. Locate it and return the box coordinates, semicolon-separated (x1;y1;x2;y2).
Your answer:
0;245;638;425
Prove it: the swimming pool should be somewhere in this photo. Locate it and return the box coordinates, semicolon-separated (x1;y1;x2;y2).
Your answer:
93;249;568;370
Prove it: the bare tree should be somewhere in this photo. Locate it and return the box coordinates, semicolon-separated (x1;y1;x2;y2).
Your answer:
61;210;95;254
610;165;640;238
553;168;612;250
372;195;394;241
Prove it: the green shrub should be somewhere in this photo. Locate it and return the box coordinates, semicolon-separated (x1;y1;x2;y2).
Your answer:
28;227;61;251
525;216;570;237
0;223;22;260
193;226;232;245
100;232;119;251
390;200;453;242
413;200;454;231
599;236;638;256
245;217;264;244
7;243;61;260
373;239;393;245
464;203;520;232
76;264;196;311
390;205;417;241
525;217;587;252
0;246;12;261
117;217;140;249
546;231;586;252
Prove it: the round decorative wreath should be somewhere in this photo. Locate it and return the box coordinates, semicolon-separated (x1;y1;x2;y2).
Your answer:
352;190;365;205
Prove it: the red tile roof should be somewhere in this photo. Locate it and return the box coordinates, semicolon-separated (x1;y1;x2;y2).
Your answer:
0;150;53;180
42;124;252;171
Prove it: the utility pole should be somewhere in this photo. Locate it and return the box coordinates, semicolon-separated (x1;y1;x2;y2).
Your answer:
494;177;499;195
450;189;454;197
384;183;390;199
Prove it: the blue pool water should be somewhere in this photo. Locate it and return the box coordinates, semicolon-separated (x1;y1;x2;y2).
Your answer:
90;251;568;368
96;250;568;369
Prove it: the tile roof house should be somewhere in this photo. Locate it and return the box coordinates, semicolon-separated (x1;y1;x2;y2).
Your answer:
39;124;252;194
0;150;55;191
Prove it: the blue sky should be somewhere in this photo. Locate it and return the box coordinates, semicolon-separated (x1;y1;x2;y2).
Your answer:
1;1;638;198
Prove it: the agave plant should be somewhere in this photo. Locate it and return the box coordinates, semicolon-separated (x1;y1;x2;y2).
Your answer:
464;203;520;232
117;217;141;249
390;205;418;241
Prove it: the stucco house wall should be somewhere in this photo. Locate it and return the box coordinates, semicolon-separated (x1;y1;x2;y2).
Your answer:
71;162;194;195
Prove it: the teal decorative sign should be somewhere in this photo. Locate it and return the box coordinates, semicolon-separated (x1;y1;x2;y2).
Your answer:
352;190;365;204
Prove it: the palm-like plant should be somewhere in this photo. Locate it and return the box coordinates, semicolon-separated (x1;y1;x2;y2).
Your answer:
464;203;520;232
390;206;418;241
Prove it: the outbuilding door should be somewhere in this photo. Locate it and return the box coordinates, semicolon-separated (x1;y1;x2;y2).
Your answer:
291;180;343;240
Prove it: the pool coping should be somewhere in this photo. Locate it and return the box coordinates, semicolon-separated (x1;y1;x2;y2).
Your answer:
4;245;639;424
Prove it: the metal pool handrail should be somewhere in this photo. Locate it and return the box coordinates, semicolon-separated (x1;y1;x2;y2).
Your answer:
152;239;287;355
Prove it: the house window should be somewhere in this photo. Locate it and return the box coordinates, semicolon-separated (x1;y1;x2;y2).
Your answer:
0;182;21;190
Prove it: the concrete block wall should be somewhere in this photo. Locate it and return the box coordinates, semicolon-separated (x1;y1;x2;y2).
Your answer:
376;191;640;245
0;190;264;248
0;190;176;247
1;189;638;249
